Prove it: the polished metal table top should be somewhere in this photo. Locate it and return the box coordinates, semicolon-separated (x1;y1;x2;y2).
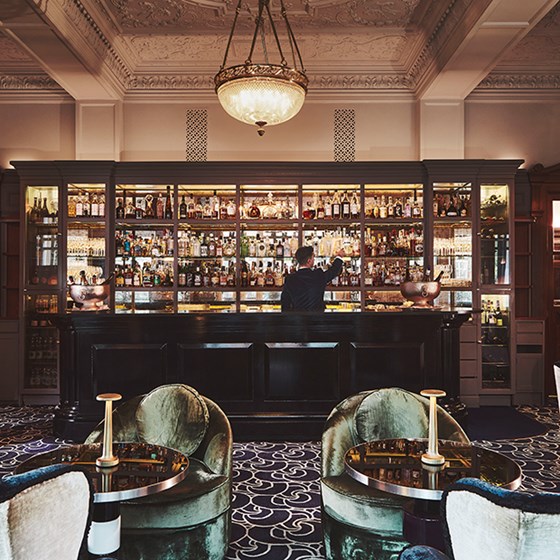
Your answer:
15;442;189;503
344;438;522;501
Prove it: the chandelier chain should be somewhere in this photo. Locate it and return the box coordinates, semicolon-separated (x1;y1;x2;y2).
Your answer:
220;0;243;71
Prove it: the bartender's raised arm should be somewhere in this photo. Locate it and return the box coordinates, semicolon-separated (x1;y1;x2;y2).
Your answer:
324;249;345;283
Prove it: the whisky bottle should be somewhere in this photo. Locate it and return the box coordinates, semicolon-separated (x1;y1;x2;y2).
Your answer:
350;192;360;219
116;197;125;219
342;192;351;219
317;196;326;220
165;186;173;219
331;192;341;219
179;195;188;219
379;195;387;219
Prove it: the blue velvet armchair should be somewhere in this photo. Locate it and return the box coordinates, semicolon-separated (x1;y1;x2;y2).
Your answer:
1;463;93;560
85;383;233;560
321;387;469;560
399;478;560;560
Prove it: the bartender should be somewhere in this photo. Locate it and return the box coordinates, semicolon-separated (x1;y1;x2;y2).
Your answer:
281;246;345;311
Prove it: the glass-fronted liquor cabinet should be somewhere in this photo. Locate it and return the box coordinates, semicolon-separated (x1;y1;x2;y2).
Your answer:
14;160;521;402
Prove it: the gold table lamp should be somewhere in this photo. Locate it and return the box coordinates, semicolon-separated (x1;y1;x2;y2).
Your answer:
96;393;122;468
420;389;446;466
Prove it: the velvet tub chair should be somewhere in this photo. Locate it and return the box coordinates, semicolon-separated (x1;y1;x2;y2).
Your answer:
399;478;560;560
1;463;93;560
321;387;469;560
85;383;233;560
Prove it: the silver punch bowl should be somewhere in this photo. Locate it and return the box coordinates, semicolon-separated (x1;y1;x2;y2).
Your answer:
400;281;441;307
69;284;110;310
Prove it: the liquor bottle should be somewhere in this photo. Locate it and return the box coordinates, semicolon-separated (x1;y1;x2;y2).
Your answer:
67;195;77;218
81;195;90;217
394;197;403;218
241;260;249;287
404;196;412;218
387;196;394;218
179;195;187;219
317;196;326;219
379;195;387;219
165;186;173;219
342;192;351;219
211;191;220;220
91;194;99;217
303;202;316;220
495;302;503;327
350;192;360;219
125;197;136;220
135;199;144;219
98;193;106;217
324;192;332;219
276;238;284;259
116;197;125;219
331;192;341;219
446;195;458;217
226;199;236;219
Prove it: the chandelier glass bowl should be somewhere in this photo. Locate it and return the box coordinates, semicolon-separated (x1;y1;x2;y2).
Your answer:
214;0;308;135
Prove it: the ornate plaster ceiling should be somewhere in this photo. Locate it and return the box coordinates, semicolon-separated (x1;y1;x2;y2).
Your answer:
0;0;559;99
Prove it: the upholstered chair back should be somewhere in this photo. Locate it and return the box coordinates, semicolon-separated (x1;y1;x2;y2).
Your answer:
443;478;560;560
400;478;560;560
0;464;92;560
322;387;469;479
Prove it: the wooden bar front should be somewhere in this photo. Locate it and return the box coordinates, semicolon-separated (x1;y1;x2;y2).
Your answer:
54;311;469;441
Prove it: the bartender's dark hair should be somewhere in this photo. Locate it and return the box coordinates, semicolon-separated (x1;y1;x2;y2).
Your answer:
295;246;314;265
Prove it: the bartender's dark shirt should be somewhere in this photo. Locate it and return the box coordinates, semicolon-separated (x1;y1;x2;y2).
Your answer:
281;258;343;311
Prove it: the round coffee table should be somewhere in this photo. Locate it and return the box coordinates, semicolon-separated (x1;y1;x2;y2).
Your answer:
16;442;189;557
345;438;522;548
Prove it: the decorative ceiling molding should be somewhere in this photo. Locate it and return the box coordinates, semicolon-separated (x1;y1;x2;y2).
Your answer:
104;0;423;31
478;73;560;90
0;73;65;91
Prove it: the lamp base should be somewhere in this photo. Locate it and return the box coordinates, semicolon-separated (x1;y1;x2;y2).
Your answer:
96;456;119;468
421;453;446;466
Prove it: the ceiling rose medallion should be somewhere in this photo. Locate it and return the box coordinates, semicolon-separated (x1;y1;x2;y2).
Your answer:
214;0;308;136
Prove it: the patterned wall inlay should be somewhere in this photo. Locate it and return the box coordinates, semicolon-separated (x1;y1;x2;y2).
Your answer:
186;109;208;162
333;108;355;162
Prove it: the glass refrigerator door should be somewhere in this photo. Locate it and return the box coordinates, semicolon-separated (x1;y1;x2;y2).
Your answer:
480;184;510;286
66;183;108;311
481;293;511;389
24;185;60;396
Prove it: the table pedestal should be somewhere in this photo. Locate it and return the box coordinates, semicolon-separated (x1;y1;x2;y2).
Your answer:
88;502;121;556
403;501;445;552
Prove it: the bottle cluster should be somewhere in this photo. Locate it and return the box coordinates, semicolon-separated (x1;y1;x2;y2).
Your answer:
305;228;360;257
28;195;58;224
241;260;290;287
68;192;106;218
115;260;173;287
178;192;236;220
364;227;423;257
177;232;236;258
363;262;424;287
433;192;471;217
481;299;507;327
116;186;173;220
27;333;58;388
364;193;423;220
179;260;236;288
31;294;58;313
35;234;58;267
116;230;174;258
28;366;57;388
301;191;360;220
240;233;298;259
240;193;296;220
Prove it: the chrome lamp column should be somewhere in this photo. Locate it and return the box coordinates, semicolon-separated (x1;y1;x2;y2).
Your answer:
96;393;122;468
420;389;446;466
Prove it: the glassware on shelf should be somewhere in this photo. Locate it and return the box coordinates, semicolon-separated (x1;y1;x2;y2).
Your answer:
240;186;298;220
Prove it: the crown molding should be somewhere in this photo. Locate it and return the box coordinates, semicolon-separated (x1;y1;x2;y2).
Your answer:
0;74;65;91
478;72;560;90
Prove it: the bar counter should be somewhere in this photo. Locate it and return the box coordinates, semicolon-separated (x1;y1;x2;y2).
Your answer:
53;309;469;441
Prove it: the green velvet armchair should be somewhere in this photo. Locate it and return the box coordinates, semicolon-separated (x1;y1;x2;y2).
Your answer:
85;383;233;560
321;387;469;560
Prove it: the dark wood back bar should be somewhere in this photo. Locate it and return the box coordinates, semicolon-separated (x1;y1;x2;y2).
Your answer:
54;310;469;441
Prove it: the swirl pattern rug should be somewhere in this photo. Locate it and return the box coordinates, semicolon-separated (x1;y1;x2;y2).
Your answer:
0;405;558;559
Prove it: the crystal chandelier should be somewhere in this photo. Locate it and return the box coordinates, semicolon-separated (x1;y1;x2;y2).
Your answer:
214;0;308;136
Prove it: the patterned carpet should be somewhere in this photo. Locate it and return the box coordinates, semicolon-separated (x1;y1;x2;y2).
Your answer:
0;406;559;559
